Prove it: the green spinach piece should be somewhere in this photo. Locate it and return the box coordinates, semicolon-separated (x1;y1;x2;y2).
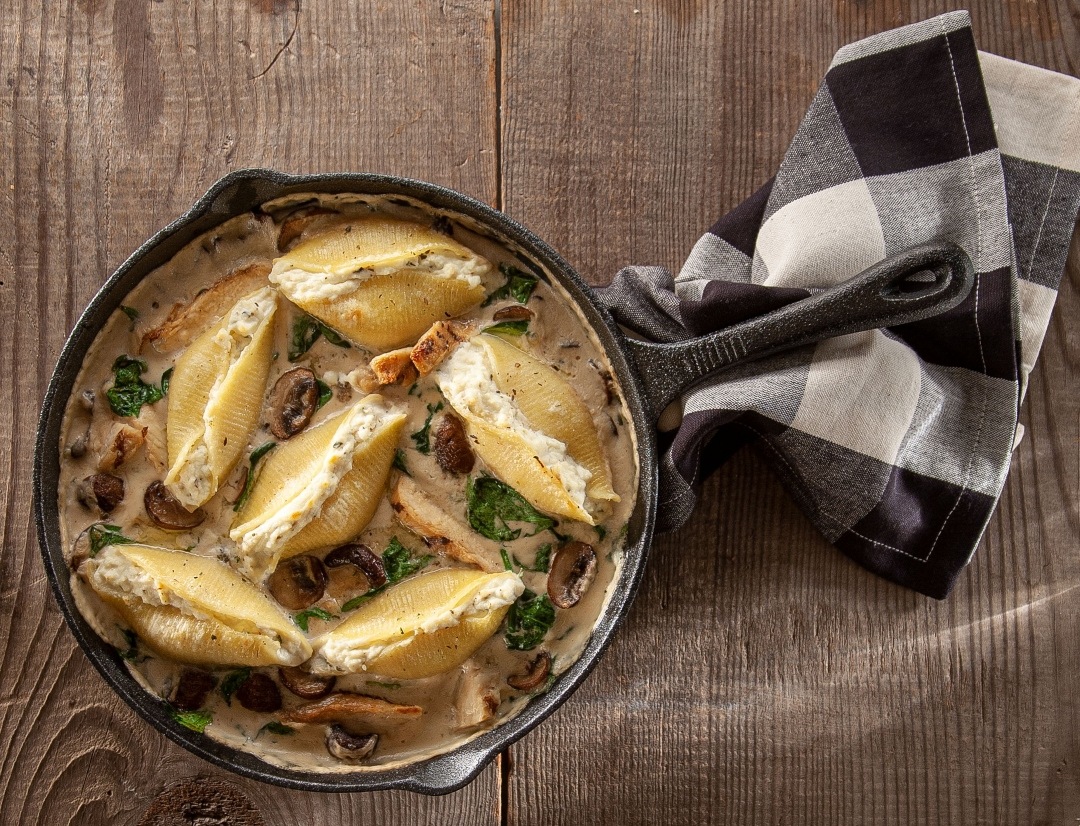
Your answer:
88;523;134;557
219;668;251;705
106;355;164;417
382;536;432;584
293;607;336;632
513;543;552;574
120;305;139;322
483;263;539;307
316;379;333;409
341;588;384;612
117;628;147;663
504;589;556;651
410;402;443;454
318;322;351;348
483;319;529;337
392;448;410;475
232;441;277;512
466;476;556;542
288;314;322;361
169;708;212;733
160;367;173;396
258;721;295;737
366;681;401;690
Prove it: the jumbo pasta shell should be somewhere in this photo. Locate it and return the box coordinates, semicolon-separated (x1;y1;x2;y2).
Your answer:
481;335;619;503
230;395;408;578
312;569;524;679
270;217;488;350
84;544;310;668
164;288;277;509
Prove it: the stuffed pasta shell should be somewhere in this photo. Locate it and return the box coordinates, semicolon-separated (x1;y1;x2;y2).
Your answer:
230;395;408;579
311;568;524;680
83;544;311;668
435;334;619;524
269;217;490;350
164;288;277;509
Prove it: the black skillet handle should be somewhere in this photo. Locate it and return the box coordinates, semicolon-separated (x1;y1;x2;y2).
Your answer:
621;241;974;423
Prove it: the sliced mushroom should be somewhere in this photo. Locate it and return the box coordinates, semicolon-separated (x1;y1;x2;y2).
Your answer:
67;428;91;460
235;672;282;713
76;473;125;514
369;348;419;387
389;475;502;572
278;692;422;725
266;368;319;440
144;481;206;530
79;389;96;413
547;541;597;609
97;423;147;472
70;528;93;573
172;669;216;711
589;359;618;405
409;320;477;376
326;725;378;761
142;262;272;353
267;555;328;611
323;543;387;589
278;666;336;700
492;305;534;322
433;412;474;475
507;651;552;692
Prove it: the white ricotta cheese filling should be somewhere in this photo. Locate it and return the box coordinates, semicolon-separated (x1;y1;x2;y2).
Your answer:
435;340;592;510
269;252;488;303
230;398;408;578
313;572;524;675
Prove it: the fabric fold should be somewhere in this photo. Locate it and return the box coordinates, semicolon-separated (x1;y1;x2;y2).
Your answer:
597;12;1080;598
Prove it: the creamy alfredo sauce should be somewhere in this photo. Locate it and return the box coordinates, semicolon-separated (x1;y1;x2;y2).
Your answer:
58;193;639;772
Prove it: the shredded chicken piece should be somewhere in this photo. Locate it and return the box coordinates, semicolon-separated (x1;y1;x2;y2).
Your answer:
389;476;502;572
97;423;147;472
277;692;422;724
369;348;419;386
409;320;477;376
135;405;168;473
142;262;271;353
455;660;501;730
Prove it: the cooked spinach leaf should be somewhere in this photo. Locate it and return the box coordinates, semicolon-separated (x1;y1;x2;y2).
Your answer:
288;314;321;361
169;708;212;733
483;263;539;307
410;402;443;454
318;322;351;348
382;536;432;584
117;628;147;663
219;668;251;705
233;441;277;512
513;543;552;574
483;319;529;337
466;476;556;542
316;379;332;409
366;681;401;690
106;355;164;417
258;721;295;737
88;523;134;557
392;448;410;475
500;548;514;571
293;607;335;632
504;589;556;651
120;305;139;322
160;367;173;396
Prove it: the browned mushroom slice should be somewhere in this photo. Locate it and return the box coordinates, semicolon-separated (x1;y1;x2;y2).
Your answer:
409;320;477;376
455;661;500;730
507;651;552;692
369;348;419;387
235;672;283;713
491;305;534;322
278;692;422;725
277;207;338;253
76;473;125;514
70;528;92;573
278;666;336;700
266;368;320;440
433;412;474;475
97;423;147;472
144;481;206;530
172;669;216;711
326;725;378;761
267;555;328;611
389;476;502;572
324;543;387;590
547;541;597;609
142;262;272;353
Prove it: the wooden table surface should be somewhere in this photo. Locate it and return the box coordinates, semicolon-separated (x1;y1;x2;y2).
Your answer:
2;1;1077;823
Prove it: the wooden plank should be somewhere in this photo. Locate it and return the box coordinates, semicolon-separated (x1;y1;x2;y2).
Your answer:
0;0;500;822
499;1;1080;823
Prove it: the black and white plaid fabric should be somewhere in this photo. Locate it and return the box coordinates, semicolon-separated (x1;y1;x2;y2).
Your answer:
597;12;1080;598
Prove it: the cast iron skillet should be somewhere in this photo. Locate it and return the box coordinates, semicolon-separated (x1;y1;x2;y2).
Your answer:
33;169;973;794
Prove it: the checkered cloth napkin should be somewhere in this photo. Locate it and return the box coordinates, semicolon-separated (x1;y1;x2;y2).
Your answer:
597;12;1080;598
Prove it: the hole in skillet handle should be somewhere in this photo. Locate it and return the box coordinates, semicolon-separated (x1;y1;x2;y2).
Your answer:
875;241;972;304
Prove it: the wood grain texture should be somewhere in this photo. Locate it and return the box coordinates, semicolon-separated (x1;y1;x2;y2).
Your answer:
2;0;1078;822
0;0;499;823
500;1;1080;823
